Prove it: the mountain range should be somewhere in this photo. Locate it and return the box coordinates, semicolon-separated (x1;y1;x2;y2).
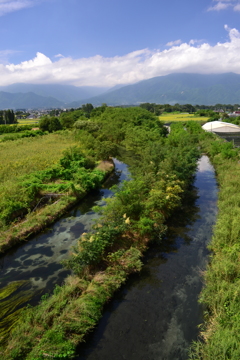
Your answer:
73;73;240;107
0;84;108;104
0;73;240;109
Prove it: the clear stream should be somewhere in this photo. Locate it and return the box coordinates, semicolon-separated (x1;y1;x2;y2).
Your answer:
75;156;218;360
0;156;218;360
0;160;130;309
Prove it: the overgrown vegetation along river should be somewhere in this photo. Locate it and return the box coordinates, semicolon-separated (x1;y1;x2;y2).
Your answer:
1;154;218;360
75;156;218;360
3;107;239;359
0;159;129;342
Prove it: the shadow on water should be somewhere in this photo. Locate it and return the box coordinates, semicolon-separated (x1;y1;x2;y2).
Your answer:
75;156;218;360
0;159;130;342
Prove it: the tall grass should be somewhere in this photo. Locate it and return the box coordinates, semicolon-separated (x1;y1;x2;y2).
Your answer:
0;131;77;183
189;133;240;359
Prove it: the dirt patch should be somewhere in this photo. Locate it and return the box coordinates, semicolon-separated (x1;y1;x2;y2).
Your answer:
96;160;114;172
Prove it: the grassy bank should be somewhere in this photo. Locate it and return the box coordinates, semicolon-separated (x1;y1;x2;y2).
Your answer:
1;117;201;359
0;131;114;253
189;131;240;359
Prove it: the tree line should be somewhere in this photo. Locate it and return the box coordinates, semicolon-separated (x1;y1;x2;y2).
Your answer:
139;102;240;114
0;110;17;125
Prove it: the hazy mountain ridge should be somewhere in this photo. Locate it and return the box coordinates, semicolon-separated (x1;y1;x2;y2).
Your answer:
1;73;240;109
0;84;109;103
69;73;240;106
0;91;64;109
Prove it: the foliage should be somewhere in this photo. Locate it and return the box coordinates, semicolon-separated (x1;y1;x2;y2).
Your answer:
1;108;203;359
0;130;46;142
189;133;240;360
39;117;62;132
60;110;85;129
0;124;33;135
0;110;16;125
0;146;105;227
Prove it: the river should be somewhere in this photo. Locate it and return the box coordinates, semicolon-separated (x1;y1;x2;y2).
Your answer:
75;155;218;360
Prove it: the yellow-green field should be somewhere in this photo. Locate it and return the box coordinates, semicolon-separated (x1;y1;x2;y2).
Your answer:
17;119;39;126
0;132;77;183
159;113;209;123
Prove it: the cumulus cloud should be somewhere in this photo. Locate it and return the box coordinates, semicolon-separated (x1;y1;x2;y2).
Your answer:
0;0;39;16
1;26;240;87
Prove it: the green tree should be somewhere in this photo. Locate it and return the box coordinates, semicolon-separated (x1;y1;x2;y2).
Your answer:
81;103;94;118
39;117;51;131
49;117;62;132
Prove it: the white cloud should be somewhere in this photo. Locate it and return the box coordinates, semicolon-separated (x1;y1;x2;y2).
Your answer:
0;0;39;16
0;49;18;63
234;3;240;10
54;54;64;58
207;1;232;11
207;0;240;11
166;40;182;47
1;26;240;87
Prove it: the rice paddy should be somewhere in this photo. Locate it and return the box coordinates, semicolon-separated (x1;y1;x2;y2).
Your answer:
17;119;39;126
159;112;209;123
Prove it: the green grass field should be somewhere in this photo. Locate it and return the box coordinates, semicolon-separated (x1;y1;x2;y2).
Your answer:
159;113;209;123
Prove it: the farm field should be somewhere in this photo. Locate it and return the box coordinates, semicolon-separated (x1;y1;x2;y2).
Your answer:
17;119;39;126
159;112;209;123
0;131;77;183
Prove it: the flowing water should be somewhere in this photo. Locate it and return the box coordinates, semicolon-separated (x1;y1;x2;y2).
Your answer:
0;160;129;334
75;155;218;360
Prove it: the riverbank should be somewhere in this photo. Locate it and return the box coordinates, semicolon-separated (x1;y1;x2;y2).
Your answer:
189;133;240;359
0;160;114;254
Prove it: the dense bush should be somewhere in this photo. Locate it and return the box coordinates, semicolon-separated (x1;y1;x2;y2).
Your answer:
0;124;32;134
39;116;62;132
0;130;46;142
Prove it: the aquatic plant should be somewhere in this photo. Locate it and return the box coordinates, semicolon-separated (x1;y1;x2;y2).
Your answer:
0;281;32;345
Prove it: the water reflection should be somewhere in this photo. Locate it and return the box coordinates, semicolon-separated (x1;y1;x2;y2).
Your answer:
76;156;218;360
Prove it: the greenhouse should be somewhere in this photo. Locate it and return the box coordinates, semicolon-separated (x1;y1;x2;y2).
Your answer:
202;121;240;133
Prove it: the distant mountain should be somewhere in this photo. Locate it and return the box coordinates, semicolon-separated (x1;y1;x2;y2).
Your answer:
0;84;109;103
0;91;64;109
68;73;240;106
2;73;240;109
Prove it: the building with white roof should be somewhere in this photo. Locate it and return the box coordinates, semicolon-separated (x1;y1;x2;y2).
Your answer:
202;121;240;133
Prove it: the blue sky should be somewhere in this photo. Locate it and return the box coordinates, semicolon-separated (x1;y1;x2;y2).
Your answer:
0;0;240;87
